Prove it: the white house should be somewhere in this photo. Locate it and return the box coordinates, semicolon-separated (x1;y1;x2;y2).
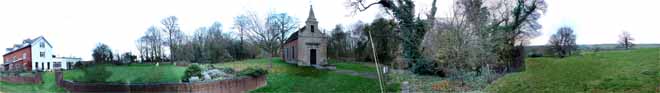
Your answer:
2;36;81;71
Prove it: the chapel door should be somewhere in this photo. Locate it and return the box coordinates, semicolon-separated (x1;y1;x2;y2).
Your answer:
310;49;316;65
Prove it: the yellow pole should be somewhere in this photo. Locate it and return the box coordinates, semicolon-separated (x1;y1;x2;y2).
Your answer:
368;30;385;93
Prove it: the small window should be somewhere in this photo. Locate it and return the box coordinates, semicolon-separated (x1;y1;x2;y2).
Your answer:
40;43;45;48
22;53;26;59
40;52;45;57
311;25;315;32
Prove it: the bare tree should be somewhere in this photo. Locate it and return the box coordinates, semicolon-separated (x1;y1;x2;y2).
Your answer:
137;26;164;62
618;31;634;49
266;12;299;56
160;16;181;61
548;27;577;58
189;22;233;63
239;11;278;56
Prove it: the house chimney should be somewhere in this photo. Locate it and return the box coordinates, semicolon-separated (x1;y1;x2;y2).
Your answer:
22;39;32;44
14;44;21;48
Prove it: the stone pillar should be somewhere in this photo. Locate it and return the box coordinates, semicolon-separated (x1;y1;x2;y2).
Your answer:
401;81;409;93
54;69;63;87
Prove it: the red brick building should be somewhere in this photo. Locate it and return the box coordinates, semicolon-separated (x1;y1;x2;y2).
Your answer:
2;46;32;71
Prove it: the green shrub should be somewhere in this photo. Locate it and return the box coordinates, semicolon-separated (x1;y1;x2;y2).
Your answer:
411;60;440;76
219;68;235;74
237;67;268;77
76;65;112;83
182;64;202;82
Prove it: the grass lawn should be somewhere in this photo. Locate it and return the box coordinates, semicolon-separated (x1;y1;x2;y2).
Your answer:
487;48;660;92
65;63;187;83
0;63;186;93
329;59;377;73
213;58;398;92
0;72;66;93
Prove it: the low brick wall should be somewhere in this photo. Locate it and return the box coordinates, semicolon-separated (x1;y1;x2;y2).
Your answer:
55;70;266;93
0;72;42;84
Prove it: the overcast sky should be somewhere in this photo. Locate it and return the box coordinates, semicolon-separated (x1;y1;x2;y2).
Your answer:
0;0;658;61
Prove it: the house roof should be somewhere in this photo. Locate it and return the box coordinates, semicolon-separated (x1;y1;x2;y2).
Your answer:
285;26;305;44
3;36;53;56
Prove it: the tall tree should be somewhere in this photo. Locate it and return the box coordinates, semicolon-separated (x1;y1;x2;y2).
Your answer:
328;24;349;59
266;12;299;56
121;52;137;63
161;16;181;61
548;27;577;58
232;14;258;60
363;18;400;64
347;0;439;68
237;11;279;58
489;0;547;72
618;31;634;49
92;43;113;63
190;22;233;63
137;26;164;62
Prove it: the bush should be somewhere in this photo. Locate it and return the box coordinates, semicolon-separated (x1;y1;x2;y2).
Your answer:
528;52;544;58
218;68;235;74
73;62;85;69
182;64;203;82
411;60;441;76
77;65;112;83
237;67;268;77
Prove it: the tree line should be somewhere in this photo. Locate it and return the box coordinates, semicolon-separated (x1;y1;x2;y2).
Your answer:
91;11;300;64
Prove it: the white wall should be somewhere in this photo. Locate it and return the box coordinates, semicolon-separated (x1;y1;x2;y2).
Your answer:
30;38;54;71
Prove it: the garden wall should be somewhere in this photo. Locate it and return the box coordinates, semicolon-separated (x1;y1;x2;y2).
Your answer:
54;70;266;93
0;72;42;84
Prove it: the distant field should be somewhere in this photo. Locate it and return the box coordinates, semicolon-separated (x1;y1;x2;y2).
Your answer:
488;48;660;92
527;43;660;51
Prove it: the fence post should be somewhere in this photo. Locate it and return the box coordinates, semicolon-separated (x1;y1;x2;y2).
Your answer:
54;69;63;87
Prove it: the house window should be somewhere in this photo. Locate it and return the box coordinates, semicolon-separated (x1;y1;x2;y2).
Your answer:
22;53;26;59
35;62;39;70
293;47;296;59
40;42;45;48
40;52;45;57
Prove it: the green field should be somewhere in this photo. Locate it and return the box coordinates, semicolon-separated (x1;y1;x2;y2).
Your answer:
65;64;187;83
0;63;186;93
488;48;660;92
213;58;398;92
0;72;66;93
329;59;377;73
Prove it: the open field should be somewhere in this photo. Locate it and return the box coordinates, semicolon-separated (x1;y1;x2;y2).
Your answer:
488;48;660;92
